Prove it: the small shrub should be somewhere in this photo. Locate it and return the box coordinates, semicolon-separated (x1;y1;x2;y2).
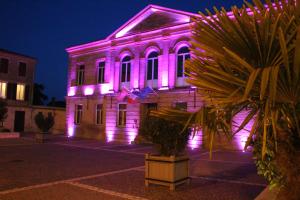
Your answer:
34;112;55;133
139;115;190;156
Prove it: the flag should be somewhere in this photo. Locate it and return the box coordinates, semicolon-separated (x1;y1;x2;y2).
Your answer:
127;92;139;104
117;87;129;101
138;86;154;99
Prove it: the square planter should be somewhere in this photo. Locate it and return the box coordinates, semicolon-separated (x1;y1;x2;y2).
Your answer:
35;133;51;143
145;153;190;190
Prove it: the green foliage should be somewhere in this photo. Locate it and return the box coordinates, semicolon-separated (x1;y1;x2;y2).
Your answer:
139;115;190;156
0;99;7;127
34;112;55;133
252;133;285;189
152;0;300;196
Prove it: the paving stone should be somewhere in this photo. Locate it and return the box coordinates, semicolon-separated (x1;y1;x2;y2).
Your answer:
79;170;264;200
0;137;266;199
0;143;143;191
0;183;124;200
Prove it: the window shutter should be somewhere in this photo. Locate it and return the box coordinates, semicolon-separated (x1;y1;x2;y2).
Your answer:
25;85;30;101
6;83;12;99
6;83;17;100
12;83;17;100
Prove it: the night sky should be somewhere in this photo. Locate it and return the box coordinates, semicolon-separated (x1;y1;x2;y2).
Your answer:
0;0;243;101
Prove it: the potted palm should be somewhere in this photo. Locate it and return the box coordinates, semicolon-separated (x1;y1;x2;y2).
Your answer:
35;112;55;143
153;0;300;199
139;114;191;190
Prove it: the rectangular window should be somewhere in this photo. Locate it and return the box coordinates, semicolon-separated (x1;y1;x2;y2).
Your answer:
117;104;127;126
96;104;103;125
153;59;158;79
16;84;25;100
97;62;105;84
147;58;158;80
0;82;7;99
18;62;26;76
121;63;130;82
177;56;183;77
0;58;8;73
147;60;153;80
175;102;187;111
76;65;85;85
74;104;83;125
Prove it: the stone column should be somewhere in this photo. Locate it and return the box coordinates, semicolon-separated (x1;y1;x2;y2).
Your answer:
106;49;115;91
161;41;170;88
139;56;146;89
114;59;120;92
168;49;176;89
132;49;140;89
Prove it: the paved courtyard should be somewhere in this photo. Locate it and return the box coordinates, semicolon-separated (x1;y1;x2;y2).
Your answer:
0;135;266;200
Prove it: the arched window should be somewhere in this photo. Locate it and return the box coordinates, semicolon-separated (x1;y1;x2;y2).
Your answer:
176;47;190;78
147;52;158;81
121;56;131;83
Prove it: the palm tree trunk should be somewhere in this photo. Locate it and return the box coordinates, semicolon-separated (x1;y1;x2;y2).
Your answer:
296;0;300;15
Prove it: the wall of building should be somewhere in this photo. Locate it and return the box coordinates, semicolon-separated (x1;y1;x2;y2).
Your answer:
0;49;35;106
65;6;254;151
3;106;65;134
65;27;194;143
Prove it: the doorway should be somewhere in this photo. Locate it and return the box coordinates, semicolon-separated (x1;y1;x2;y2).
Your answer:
14;111;25;132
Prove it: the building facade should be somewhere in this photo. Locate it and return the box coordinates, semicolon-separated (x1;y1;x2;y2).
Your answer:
66;5;251;148
0;49;35;132
0;49;65;133
66;5;203;143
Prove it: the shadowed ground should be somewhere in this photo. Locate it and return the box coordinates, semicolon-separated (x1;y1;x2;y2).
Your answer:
0;135;266;200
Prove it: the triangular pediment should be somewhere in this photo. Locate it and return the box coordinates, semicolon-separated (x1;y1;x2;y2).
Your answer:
107;5;198;39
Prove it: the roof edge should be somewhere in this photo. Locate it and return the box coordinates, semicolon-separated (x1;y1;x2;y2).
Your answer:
0;48;37;60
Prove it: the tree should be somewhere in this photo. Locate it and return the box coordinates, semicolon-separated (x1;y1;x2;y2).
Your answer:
47;97;66;108
0;99;7;127
152;1;300;199
34;112;55;133
33;83;48;105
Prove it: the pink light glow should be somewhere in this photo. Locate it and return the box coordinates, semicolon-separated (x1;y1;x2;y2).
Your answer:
158;86;169;91
232;111;254;151
68;126;74;137
134;80;139;89
68;87;76;96
98;83;112;94
84;86;94;96
188;131;202;150
106;130;114;142
127;130;138;144
161;72;168;87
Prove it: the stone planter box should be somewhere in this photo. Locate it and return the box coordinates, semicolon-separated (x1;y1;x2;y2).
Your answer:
255;186;280;200
145;153;190;190
0;132;20;139
35;133;51;143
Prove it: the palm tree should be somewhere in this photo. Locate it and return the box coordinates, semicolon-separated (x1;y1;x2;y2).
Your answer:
152;0;300;198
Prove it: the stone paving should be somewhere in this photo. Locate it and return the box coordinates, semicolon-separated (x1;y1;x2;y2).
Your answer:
0;136;266;200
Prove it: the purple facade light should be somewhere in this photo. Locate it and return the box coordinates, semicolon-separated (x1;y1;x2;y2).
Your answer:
84;86;94;96
67;126;74;137
188;132;202;150
68;87;76;96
